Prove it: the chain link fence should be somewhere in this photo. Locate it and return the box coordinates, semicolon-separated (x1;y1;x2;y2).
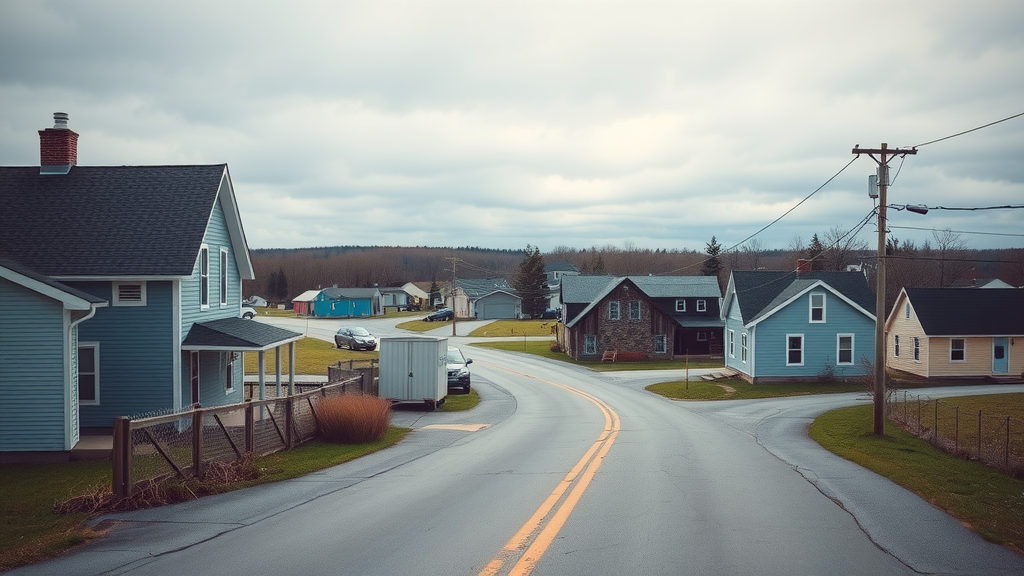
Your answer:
886;390;1024;476
113;375;365;497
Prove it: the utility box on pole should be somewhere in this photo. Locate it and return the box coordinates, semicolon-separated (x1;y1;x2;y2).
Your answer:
378;336;448;409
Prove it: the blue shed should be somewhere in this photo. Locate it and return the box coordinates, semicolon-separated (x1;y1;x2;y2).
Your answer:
313;287;382;318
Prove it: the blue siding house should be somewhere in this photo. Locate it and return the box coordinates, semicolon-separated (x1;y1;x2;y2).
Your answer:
0;113;301;459
312;287;382;318
721;268;876;383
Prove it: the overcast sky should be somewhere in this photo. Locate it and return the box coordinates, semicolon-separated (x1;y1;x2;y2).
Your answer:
2;1;1022;253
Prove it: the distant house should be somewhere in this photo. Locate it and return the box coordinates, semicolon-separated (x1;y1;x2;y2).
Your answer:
721;268;876;383
885;288;1023;380
544;261;580;309
559;275;723;360
0;113;301;457
948;278;1015;289
313;287;382;317
292;289;321;315
449;278;522;320
379;286;415;311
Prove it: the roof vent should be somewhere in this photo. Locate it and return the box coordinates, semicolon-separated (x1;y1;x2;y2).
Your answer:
53;112;69;129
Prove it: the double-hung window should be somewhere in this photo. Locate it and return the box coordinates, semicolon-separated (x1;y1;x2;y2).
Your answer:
675;299;686;312
913;337;920;361
696;299;706;312
608;301;620;321
950;339;965;362
894;335;900;357
837;334;854;365
809;293;825;322
654;335;667;354
628;300;641;320
584;335;597;355
78;343;99;405
219;248;229;306
787;334;804;366
200;245;210;309
728;329;735;358
740;333;748;363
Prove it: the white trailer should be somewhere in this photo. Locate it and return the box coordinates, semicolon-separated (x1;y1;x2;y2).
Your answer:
378;336;448;409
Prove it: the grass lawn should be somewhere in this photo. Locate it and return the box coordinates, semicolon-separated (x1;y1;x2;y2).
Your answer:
395;318;451;333
0;427;410;571
440;389;482;411
471;340;724;371
467;320;559;337
810;403;1024;553
647;378;864;400
243;336;378;375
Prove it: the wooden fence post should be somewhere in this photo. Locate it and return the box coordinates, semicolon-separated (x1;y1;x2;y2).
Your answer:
112;417;132;498
192;408;204;478
285;396;294;449
246;402;255;453
977;410;983;461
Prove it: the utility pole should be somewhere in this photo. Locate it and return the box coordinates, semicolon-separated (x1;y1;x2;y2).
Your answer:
448;256;458;337
852;143;917;436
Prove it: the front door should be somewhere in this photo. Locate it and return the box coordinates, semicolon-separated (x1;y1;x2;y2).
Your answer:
993;338;1009;374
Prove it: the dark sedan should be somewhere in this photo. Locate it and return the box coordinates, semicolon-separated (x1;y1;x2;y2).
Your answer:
446;346;472;394
334;326;376;350
424;308;454;322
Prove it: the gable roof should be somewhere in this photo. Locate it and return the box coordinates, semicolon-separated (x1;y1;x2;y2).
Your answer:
545;260;579;273
563;275;722;328
0;257;106;310
0;164;253;279
901;288;1024;336
725;270;876;326
321;287;381;300
456;278;518;299
292;289;322;302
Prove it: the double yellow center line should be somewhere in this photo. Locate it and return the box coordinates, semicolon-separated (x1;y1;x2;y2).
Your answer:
477;367;621;576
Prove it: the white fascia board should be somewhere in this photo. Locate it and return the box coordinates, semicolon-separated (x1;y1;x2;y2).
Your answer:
216;167;255;280
0;266;99;310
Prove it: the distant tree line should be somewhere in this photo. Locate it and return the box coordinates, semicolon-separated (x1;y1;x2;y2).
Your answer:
245;234;1023;310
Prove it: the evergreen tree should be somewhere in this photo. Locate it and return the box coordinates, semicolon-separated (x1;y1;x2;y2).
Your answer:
512;245;548;318
806;234;826;270
701;236;722;277
276;268;288;301
428;279;441;308
266;270;279;303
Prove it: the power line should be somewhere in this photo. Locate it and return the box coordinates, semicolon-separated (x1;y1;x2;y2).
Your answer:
923;204;1024;211
889;225;1024;238
913;110;1024;148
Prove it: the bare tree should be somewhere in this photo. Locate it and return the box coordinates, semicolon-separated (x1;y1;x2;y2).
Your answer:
822;225;869;271
931;229;973;287
741;238;766;270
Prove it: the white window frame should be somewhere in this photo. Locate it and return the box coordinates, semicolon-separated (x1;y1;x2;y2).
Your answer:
608;301;620;321
78;342;100;406
728;329;735;358
584;335;597;355
696;299;706;312
741;333;748;363
200;244;210;309
894;335;900;358
950;338;966;362
219;247;229;307
223;352;237;393
675;299;686;312
786;334;804;366
697;332;708;342
809;293;825;323
112;282;147;306
837;334;854;365
913;337;920;362
654;334;667;354
628;300;641;320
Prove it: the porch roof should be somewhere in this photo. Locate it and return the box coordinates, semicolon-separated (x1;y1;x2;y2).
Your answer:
182;318;303;351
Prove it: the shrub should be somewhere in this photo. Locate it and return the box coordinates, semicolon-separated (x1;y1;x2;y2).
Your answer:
548;342;562;353
316;394;392;444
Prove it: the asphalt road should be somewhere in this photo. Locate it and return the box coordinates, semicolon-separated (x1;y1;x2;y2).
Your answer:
11;340;1024;575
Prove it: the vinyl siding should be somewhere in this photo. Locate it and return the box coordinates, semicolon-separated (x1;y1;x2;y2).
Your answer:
886;293;931;377
723;297;749;376
753;292;874;378
73;281;175;426
0;278;70;451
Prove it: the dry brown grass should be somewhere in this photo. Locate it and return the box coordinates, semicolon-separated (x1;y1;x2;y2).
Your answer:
316;394;392;444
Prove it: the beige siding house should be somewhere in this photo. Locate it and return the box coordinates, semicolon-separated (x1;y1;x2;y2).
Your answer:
885;288;1023;380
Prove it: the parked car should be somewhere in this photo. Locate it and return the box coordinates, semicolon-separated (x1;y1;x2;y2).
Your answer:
334;326;377;350
241;306;257;319
540;308;561;319
424;308;454;322
446;346;473;394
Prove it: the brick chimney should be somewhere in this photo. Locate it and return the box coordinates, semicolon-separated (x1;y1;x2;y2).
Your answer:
39;112;78;174
796;258;811;275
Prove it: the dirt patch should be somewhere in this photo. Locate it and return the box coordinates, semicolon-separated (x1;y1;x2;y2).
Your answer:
716;383;736;394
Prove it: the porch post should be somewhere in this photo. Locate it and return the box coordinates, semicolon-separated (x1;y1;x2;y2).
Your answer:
275;346;283;398
289;341;296;396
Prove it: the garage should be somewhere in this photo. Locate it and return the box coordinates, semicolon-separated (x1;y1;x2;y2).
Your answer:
474;292;521;319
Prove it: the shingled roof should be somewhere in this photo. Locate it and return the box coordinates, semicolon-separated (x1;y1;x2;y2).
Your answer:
0;164;243;278
182;318;303;351
903;288;1024;335
727;270;876;325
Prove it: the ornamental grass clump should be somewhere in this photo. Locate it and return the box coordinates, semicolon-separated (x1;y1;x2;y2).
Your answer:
317;394;392;444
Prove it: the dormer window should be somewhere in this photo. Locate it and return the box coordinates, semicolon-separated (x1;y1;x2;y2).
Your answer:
809;293;825;323
113;282;146;306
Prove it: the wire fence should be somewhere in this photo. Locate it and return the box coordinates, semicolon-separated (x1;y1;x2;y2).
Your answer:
886;390;1024;476
112;374;365;497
